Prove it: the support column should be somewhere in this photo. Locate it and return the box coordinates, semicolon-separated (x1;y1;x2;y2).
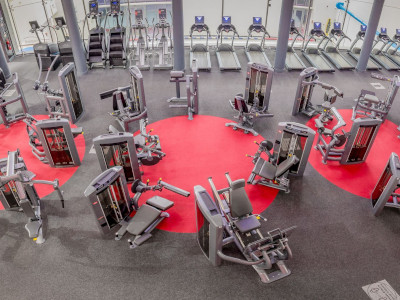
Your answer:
172;0;185;71
274;0;295;72
0;45;11;78
356;0;385;72
61;0;88;75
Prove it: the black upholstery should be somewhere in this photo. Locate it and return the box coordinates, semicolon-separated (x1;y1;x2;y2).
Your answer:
126;204;161;236
229;179;253;218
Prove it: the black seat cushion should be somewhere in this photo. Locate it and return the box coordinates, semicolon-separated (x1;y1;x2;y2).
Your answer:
126;204;161;236
229;179;253;218
234;215;261;233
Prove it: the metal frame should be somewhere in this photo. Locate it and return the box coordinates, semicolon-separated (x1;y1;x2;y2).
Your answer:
93;132;141;182
36;118;81;167
244;62;273;112
245;18;272;67
286;21;307;71
371;152;400;216
152;9;173;70
216;17;241;71
189;17;211;71
128;9;151;70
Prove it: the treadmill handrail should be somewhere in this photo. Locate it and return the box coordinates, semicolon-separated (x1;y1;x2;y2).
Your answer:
246;24;270;50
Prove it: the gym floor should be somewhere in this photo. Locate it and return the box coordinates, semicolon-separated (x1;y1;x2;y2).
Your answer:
1;49;400;300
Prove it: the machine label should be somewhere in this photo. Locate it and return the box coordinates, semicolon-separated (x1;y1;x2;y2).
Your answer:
370;82;385;90
362;280;400;300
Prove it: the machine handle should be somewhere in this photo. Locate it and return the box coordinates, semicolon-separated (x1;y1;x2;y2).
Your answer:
217;250;265;265
158;180;190;197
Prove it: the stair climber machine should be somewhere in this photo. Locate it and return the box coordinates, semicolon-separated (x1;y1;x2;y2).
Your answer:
152;9;173;70
84;166;190;249
0;72;28;128
226;62;274;136
189;16;211;71
84;0;106;69
247;122;315;193
302;22;335;72
0;150;65;244
370;28;400;71
216;16;241;71
321;22;354;70
245;17;272;67
314;107;381;165
54;17;74;65
105;1;127;68
194;173;296;284
33;55;84;124
383;29;400;66
286;19;306;71
348;25;381;70
292;67;343;120
371;152;400;216
167;59;199;120
100;66;147;132
29;21;61;71
128;9;150;70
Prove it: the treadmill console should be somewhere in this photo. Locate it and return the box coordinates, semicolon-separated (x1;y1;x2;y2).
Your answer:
251;17;263;32
135;9;143;22
29;21;40;31
89;0;99;15
331;22;343;36
159;8;167;20
311;22;324;36
110;1;120;14
221;16;233;32
55;17;66;27
194;16;206;32
379;27;389;40
195;16;204;25
395;29;400;40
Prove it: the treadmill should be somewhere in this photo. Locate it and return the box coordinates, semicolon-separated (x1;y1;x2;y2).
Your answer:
321;22;354;70
245;17;272;67
216;16;241;71
286;19;306;71
348;25;381;70
302;22;335;72
370;27;400;70
189;16;211;71
384;29;400;67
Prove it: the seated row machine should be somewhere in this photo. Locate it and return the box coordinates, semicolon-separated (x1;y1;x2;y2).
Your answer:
0;150;64;244
226;62;274;136
195;173;296;284
84;166;190;249
167;59;199;120
352;73;400;123
247;122;315;193
314;107;381;164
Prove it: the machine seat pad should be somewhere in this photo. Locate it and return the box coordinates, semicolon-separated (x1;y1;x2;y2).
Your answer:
275;155;299;178
146;196;174;211
234;215;261;233
363;94;380;104
253;157;277;180
126;204;161;236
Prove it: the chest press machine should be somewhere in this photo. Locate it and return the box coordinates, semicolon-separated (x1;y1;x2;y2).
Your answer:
352;73;400;123
100;66;147;132
167;59;199;120
84;166;190;249
314;107;381;165
225;62;274;136
247;122;315;193
0;150;64;244
292;67;343;120
195;172;296;284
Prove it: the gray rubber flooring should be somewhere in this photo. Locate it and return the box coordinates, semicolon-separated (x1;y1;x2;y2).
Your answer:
0;48;399;300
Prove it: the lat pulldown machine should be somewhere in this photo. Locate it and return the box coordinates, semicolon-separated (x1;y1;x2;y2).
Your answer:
292;67;343;119
167;59;199;120
247;122;315;193
352;73;400;123
84;166;190;249
371;152;400;216
0;150;64;244
195;173;296;284
314;107;381;165
100;66;147;132
226;62;274;136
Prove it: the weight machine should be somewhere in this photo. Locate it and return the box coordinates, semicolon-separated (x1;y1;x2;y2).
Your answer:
24;115;82;168
352;73;400;123
0;150;64;244
226;62;274;136
0;72;28;128
195;173;296;284
371;152;400;216
152;9;173;70
314;107;381;165
292;67;343;118
128;9;150;70
84;166;190;249
247;122;315;193
100;66;147;132
167;59;199;120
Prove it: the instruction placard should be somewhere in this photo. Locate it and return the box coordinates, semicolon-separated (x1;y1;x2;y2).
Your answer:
362;279;400;300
